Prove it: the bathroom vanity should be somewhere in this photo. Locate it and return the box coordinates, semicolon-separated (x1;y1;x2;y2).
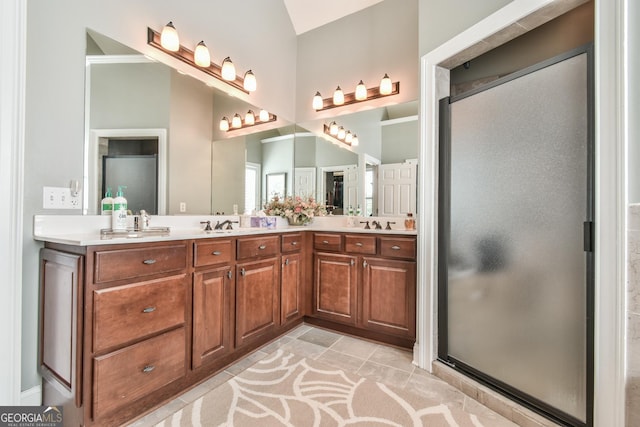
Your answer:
36;218;416;426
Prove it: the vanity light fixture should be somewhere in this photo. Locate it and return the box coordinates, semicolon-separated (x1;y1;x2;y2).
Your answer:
160;22;180;51
323;122;357;147
148;25;256;94
221;110;277;132
312;74;400;111
193;41;211;67
219;116;230;131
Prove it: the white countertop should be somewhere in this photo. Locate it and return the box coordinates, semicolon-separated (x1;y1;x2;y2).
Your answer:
33;215;417;246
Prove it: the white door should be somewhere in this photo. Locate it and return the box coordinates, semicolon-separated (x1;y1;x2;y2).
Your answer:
294;167;316;198
378;160;417;216
343;165;359;212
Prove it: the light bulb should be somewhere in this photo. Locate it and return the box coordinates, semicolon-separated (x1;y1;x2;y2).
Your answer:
231;113;242;128
221;57;236;81
245;110;255;126
259;109;269;121
243;70;257;92
312;92;323;110
351;134;359;146
345;131;353;144
355;80;367;101
329;121;338;136
337;126;346;140
194;41;210;67
160;22;180;52
379;73;392;95
219;117;230;131
333;86;344;105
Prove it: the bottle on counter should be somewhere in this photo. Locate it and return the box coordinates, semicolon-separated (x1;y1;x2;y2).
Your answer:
348;205;354;216
404;212;416;230
111;186;128;231
356;204;362;216
101;187;113;216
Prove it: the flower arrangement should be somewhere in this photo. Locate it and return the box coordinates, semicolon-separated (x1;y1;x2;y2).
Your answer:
263;195;326;225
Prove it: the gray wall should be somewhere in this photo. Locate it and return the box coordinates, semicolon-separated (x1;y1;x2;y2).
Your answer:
211;138;245;214
262;138;294;199
381;119;419;164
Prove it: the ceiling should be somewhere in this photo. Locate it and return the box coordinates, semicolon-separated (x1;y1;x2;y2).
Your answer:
283;0;383;35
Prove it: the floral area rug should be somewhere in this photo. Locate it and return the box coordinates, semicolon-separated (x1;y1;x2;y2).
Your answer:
156;349;488;427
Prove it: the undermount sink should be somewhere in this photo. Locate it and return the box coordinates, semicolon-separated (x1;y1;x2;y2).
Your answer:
100;226;171;239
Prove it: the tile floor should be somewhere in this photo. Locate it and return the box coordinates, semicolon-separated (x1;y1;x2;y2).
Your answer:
128;324;519;426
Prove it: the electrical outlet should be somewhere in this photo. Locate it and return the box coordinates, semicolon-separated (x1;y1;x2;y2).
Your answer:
179;202;187;213
43;187;82;209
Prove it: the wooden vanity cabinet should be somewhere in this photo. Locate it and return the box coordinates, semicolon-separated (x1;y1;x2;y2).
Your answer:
281;233;304;325
309;232;417;347
192;239;234;369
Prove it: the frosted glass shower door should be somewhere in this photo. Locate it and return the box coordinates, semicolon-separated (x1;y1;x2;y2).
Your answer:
441;49;591;424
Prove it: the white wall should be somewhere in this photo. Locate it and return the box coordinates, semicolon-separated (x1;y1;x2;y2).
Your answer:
629;0;640;203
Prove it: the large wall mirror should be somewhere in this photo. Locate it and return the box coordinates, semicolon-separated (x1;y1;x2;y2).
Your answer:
83;29;419;217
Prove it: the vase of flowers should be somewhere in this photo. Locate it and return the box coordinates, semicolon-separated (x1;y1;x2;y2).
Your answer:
263;195;326;226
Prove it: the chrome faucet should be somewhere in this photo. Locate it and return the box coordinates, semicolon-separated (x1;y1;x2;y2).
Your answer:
215;220;238;230
385;221;395;230
200;221;213;231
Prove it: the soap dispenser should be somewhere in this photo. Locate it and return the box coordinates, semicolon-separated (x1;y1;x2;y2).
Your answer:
101;187;113;216
111;186;128;231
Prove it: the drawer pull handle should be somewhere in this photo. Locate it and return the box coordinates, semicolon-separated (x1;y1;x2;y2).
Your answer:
143;259;157;265
363;260;368;268
391;245;401;250
284;258;289;266
350;259;355;266
258;245;266;250
355;242;363;247
212;251;222;256
142;306;156;314
322;240;329;244
142;365;155;373
227;271;232;279
291;241;298;246
240;268;246;276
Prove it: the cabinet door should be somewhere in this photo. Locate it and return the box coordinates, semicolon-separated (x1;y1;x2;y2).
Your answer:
361;257;416;339
313;252;358;325
235;258;280;347
192;266;233;369
281;253;302;324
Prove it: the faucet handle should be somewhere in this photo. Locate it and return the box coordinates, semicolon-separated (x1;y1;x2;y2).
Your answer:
360;221;370;230
385;221;396;230
226;220;239;230
200;221;212;231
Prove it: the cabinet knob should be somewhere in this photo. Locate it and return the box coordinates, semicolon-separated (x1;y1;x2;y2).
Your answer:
258;245;266;250
142;259;156;265
350;259;355;266
284;258;290;266
212;251;222;256
142;365;155;373
227;271;232;279
363;260;368;268
240;268;246;276
142;306;156;314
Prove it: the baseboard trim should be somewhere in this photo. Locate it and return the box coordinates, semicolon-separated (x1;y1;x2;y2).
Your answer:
21;384;42;406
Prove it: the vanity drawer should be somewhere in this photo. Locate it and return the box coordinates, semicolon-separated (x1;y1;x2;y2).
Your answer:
92;327;186;418
379;237;416;260
237;235;279;260
94;244;187;284
93;275;187;352
313;233;342;252
194;239;233;267
281;233;303;253
345;235;377;254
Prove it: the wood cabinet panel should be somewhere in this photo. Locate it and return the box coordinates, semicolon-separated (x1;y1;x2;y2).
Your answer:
192;266;232;369
93;275;187;353
235;258;280;347
194;239;233;267
92;328;186;418
237;235;279;260
281;233;303;253
281;253;302;324
345;235;377;254
313;233;342;252
379;237;416;259
94;244;187;283
313;252;357;325
361;257;416;339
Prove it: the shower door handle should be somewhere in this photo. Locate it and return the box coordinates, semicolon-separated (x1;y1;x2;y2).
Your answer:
583;221;593;252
